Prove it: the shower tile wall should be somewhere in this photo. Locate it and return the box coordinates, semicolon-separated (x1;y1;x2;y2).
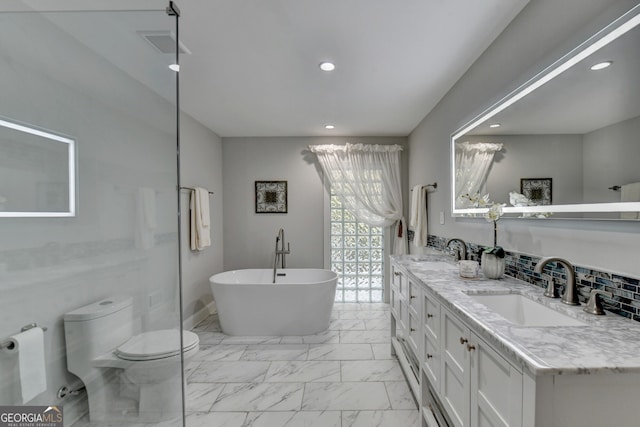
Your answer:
0;8;180;425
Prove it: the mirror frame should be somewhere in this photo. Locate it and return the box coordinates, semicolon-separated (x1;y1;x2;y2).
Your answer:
0;118;77;218
451;4;640;219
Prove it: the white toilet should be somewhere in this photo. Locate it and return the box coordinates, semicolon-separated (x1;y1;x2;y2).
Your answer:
63;296;199;422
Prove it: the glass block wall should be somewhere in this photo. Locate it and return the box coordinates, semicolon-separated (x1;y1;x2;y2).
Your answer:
330;193;384;302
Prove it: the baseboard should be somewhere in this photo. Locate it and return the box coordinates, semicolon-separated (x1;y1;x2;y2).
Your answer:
183;300;217;330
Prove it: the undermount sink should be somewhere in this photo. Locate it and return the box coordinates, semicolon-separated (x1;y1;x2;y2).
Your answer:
468;292;587;327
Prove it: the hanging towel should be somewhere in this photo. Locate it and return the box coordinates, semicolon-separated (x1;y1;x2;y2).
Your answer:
190;187;211;251
621;182;640;219
135;188;156;249
409;185;428;247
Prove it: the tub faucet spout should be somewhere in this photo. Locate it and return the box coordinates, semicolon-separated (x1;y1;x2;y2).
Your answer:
273;228;291;283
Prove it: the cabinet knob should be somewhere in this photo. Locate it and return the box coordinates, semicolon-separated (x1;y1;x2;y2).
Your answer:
459;337;468;345
426;354;433;359
467;344;476;352
394;271;402;276
410;295;416;299
410;328;416;332
427;313;434;319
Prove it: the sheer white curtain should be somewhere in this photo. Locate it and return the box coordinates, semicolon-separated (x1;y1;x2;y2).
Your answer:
455;141;503;206
309;143;407;255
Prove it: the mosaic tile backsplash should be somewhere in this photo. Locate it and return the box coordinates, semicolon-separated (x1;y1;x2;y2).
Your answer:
426;234;640;322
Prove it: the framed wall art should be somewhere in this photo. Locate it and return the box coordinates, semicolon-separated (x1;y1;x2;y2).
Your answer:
255;180;288;213
520;178;552;205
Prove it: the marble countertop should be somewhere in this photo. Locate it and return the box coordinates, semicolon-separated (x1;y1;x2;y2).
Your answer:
391;252;640;376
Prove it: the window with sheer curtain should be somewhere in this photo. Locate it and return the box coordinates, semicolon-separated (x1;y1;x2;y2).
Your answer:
455;141;503;205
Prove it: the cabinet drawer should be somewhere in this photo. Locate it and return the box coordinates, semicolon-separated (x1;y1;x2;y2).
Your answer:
392;265;407;298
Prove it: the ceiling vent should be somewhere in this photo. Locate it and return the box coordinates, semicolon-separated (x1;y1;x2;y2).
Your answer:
138;31;191;55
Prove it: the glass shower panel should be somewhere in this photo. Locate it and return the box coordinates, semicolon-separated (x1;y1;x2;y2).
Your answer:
0;4;184;426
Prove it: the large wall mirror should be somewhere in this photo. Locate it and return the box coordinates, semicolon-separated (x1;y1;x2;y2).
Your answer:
451;4;640;220
0;117;76;217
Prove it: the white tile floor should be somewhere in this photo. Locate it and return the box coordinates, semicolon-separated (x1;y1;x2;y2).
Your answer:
185;302;420;427
73;303;420;427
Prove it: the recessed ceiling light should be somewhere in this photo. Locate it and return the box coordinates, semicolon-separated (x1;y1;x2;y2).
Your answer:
590;61;613;71
489;123;501;128
325;124;335;129
169;63;180;72
319;62;336;72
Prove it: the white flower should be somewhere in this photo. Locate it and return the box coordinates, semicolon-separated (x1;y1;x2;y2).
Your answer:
484;203;504;222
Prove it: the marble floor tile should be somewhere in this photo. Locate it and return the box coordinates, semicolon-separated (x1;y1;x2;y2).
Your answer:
194;345;247;361
195;331;226;345
341;360;405;382
365;318;391;330
242;411;341;427
240;344;309;361
301;382;390;411
356;303;390;311
371;343;395;360
385;381;418;410
185;382;225;412
185;411;247;427
333;303;364;311
188;361;270;383
340;330;389;344
341;410;420;427
211;383;304;412
327;319;367;331
339;310;390;320
264;361;341;382
220;336;282;345
301;330;340;344
307;343;374;361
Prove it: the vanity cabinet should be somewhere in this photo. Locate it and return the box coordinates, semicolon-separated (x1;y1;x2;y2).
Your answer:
441;307;523;427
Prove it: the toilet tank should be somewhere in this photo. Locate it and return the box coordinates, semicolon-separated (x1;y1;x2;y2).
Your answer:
64;296;134;376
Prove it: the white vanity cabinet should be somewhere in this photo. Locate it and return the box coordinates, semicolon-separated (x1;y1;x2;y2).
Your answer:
441;306;523;427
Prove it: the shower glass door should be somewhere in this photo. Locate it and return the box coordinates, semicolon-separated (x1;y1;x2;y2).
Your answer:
0;2;185;426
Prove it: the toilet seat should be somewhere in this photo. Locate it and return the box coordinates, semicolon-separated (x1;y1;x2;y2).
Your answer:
115;330;199;361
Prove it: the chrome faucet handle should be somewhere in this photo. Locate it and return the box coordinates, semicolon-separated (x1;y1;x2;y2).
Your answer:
583;289;613;315
542;275;558;298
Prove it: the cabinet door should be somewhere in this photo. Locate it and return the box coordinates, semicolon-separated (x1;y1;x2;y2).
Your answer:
392;264;407;299
441;309;471;427
408;278;421;315
407;309;421;356
424;290;440;345
470;336;523;427
423;332;441;390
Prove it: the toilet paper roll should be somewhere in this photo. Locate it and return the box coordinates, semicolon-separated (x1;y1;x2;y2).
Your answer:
2;327;47;403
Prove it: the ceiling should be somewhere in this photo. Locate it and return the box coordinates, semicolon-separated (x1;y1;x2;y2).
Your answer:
177;0;529;137
6;0;530;138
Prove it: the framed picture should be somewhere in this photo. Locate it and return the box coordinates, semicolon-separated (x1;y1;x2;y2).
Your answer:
255;181;288;213
520;178;552;205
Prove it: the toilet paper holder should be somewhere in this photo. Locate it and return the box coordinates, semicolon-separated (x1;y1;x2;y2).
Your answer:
1;323;48;350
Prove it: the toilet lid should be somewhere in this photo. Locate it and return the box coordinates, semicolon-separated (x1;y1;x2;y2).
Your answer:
115;330;199;361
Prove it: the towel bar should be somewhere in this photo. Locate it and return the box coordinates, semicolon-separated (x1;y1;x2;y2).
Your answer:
180;186;213;195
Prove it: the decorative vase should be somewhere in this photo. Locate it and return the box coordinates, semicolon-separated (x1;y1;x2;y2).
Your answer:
481;252;505;279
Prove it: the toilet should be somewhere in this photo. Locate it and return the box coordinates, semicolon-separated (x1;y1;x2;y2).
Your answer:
63;296;199;422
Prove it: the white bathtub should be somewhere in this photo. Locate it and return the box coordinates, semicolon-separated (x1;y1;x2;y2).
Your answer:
209;269;338;336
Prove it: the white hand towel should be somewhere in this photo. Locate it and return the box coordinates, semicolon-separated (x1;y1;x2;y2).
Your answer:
190;187;211;250
409;185;428;247
621;182;640;219
2;327;47;403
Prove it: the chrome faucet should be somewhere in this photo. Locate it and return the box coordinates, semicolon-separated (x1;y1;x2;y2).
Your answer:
273;228;291;283
534;257;580;305
445;238;467;261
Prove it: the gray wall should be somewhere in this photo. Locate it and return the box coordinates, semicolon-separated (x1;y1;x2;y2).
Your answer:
222;137;408;272
179;113;224;326
408;0;640;277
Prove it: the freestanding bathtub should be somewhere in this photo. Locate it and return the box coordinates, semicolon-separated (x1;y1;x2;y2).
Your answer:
209;269;338;336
